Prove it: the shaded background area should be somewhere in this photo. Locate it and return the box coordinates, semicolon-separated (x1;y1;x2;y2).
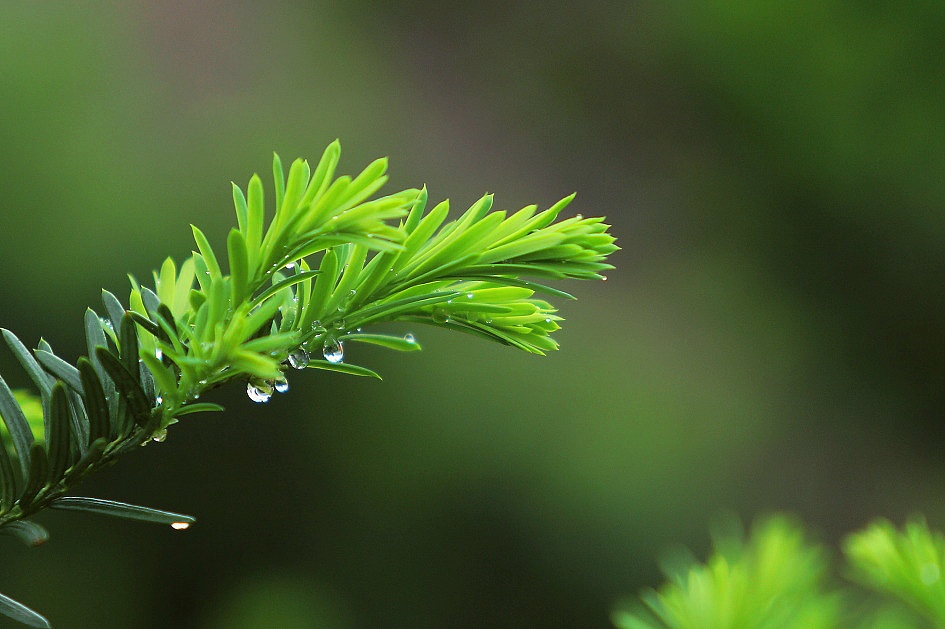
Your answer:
1;1;943;627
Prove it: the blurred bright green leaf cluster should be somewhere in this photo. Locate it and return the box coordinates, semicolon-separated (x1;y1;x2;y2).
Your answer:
616;516;945;629
614;516;840;629
846;518;945;626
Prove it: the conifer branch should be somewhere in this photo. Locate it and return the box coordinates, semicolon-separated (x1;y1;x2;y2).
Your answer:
0;141;616;626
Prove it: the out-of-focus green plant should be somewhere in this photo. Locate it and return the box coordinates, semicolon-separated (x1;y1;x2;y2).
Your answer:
845;517;945;627
0;141;616;627
615;516;945;629
612;516;841;629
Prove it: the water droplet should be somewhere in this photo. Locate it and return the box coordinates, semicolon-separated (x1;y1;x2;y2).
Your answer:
151;428;168;443
333;318;346;329
466;293;474;299
432;309;450;324
285;261;296;270
600;275;608;281
311;321;326;335
246;378;274;403
323;338;344;363
404;333;416;344
100;317;114;333
545;318;552;323
575;213;583;220
288;349;310;369
155;396;163;406
155;347;163;360
274;376;289;394
348;289;357;298
171;522;190;531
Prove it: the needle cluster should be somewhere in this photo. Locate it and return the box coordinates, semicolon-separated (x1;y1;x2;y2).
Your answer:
0;142;616;627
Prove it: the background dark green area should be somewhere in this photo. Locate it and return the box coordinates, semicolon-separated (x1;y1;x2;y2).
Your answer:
0;2;943;627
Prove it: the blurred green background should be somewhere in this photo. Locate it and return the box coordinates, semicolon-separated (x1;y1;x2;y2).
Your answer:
1;2;943;627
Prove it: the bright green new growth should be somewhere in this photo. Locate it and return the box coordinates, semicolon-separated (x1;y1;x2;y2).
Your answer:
0;141;616;627
613;516;841;629
846;517;945;626
615;516;945;629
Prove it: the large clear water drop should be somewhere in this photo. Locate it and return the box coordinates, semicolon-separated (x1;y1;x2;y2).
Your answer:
323;338;344;364
151;428;168;443
274;376;289;394
288;349;310;369
404;333;416;344
246;378;274;403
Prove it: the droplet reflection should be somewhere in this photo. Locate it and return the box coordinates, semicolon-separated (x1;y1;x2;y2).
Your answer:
323;339;344;363
246;379;274;403
288;349;310;369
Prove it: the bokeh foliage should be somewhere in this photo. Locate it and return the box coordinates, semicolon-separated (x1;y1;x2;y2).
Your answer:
617;516;945;629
